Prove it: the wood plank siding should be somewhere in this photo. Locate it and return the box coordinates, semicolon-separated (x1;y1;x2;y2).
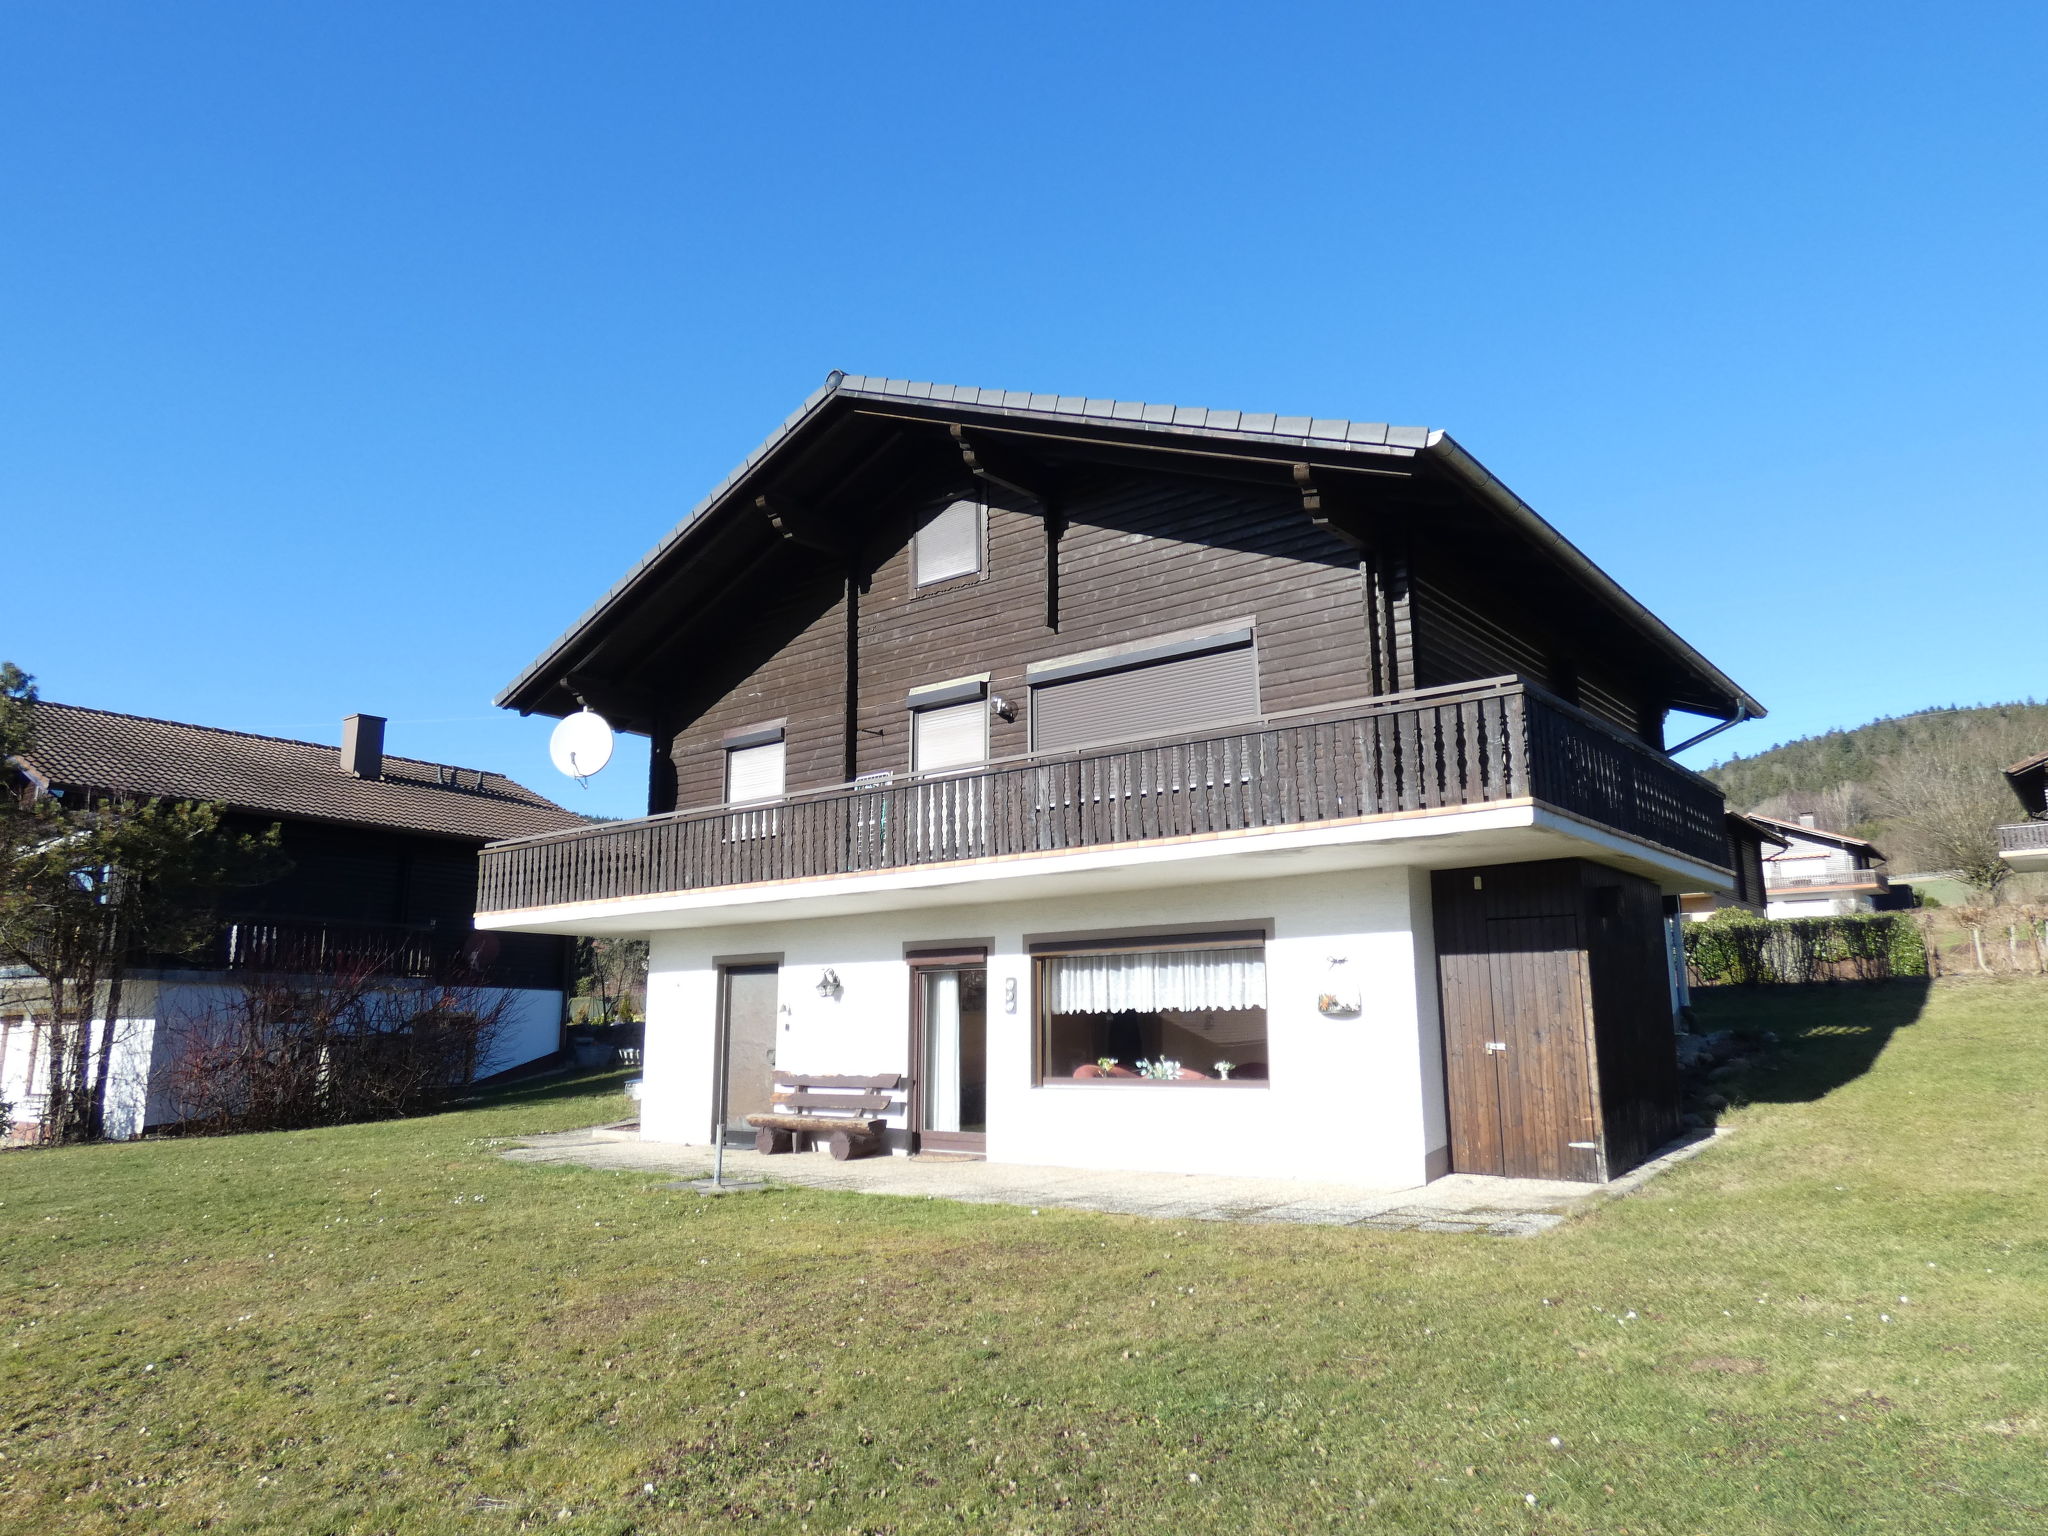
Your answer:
1432;858;1679;1183
479;678;1730;914
161;814;570;992
655;467;1379;810
649;461;1682;820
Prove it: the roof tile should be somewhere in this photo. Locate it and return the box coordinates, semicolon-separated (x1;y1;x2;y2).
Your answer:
21;704;586;844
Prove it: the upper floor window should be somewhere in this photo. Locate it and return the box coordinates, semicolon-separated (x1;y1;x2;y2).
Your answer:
908;676;990;773
915;498;984;587
723;724;786;804
913;700;988;772
1026;624;1259;753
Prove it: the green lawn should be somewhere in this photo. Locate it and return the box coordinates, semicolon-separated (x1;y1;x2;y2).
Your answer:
4;981;2047;1534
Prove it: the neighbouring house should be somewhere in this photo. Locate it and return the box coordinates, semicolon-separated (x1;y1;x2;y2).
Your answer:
476;373;1765;1185
1997;749;2048;874
1677;812;1786;921
1749;812;1892;917
1;705;586;1140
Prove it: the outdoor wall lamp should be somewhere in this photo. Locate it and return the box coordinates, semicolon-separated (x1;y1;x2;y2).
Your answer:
816;968;843;1000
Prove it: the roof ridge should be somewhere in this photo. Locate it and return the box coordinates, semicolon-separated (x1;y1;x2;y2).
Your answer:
36;700;510;783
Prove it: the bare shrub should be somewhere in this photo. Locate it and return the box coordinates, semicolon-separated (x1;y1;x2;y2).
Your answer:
156;957;507;1134
1869;719;2044;897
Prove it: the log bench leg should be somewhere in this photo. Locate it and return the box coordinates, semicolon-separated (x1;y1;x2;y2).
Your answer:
755;1126;795;1154
828;1128;881;1161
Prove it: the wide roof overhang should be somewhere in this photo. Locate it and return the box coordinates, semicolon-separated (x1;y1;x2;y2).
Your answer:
497;373;1764;732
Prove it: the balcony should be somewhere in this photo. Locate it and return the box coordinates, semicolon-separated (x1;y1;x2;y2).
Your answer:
1998;820;2048;871
477;677;1731;922
1763;869;1890;895
155;917;567;991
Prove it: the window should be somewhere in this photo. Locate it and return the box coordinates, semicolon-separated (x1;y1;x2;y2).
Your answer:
913;698;988;772
1035;934;1268;1085
1028;628;1258;752
725;739;785;804
914;498;983;587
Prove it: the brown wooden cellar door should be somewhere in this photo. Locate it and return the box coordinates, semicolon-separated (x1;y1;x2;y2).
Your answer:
1432;863;1606;1183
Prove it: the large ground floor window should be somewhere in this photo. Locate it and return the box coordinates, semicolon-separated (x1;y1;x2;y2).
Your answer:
1034;932;1268;1085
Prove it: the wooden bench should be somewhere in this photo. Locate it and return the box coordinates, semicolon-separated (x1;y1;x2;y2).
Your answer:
745;1073;903;1160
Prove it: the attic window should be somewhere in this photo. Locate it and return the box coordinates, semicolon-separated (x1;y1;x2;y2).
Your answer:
915;498;983;587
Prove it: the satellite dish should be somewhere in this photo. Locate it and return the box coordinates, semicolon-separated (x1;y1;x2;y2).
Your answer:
549;709;615;779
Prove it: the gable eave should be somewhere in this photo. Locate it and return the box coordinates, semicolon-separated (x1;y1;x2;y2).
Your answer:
497;374;1762;728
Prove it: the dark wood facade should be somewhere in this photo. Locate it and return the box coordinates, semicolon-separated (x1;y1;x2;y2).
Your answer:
1432;859;1681;1182
639;455;1680;818
169;815;571;992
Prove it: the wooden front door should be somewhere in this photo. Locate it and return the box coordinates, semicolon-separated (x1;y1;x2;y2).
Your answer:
909;951;987;1155
717;965;779;1145
1434;864;1604;1182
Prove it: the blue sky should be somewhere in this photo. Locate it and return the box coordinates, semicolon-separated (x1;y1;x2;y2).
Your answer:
4;3;2043;819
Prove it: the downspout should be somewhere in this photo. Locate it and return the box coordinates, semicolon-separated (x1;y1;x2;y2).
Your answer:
1667;704;1755;758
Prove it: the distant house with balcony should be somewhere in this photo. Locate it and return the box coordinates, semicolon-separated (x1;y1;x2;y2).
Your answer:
1676;812;1787;921
1997;749;2048;873
1749;812;1891;917
478;374;1764;1186
0;704;584;1139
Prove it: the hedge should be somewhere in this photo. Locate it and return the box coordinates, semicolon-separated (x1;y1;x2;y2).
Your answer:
1685;911;1928;986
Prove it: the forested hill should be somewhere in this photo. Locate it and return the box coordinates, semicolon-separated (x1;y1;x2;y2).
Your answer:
1702;702;2048;874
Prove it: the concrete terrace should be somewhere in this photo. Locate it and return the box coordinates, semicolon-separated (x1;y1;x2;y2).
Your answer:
496;1126;1726;1237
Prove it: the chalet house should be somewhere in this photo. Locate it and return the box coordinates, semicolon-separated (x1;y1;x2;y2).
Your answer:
1;705;584;1139
1997;750;2048;873
477;374;1765;1186
1749;813;1891;917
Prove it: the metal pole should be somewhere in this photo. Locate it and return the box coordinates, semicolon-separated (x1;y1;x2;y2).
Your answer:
712;1121;726;1188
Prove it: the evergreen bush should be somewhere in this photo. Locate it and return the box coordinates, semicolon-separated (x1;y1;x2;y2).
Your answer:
1685;910;1929;986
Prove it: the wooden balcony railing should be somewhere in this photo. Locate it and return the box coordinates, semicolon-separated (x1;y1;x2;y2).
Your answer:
156;918;567;991
1998;821;2048;854
1763;869;1890;892
477;677;1732;914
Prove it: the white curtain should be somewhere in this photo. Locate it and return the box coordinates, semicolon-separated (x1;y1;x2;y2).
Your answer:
1045;947;1264;1015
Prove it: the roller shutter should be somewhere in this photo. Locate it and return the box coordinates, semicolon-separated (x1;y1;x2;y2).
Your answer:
915;499;982;585
1030;641;1259;752
913;699;989;771
724;740;786;803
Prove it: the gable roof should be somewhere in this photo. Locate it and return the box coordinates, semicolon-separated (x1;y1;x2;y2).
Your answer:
1727;811;1791;849
1748;813;1886;862
496;372;1764;727
13;703;587;844
2006;748;2048;814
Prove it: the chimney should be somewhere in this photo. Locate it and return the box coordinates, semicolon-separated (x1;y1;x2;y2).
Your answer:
340;714;385;779
1797;812;1816;828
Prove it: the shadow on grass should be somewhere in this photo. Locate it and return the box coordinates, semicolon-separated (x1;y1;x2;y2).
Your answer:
1689;978;1933;1104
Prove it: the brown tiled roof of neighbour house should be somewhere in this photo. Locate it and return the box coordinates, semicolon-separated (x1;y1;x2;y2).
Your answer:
13;703;588;844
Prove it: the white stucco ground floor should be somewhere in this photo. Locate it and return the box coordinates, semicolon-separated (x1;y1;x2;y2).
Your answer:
485;801;1735;1188
0;974;564;1143
638;864;1453;1189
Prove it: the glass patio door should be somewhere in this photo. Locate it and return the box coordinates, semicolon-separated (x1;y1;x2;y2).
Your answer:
911;954;987;1155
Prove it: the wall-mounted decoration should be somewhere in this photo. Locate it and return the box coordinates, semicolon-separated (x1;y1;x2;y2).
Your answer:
1316;955;1362;1018
815;968;843;1000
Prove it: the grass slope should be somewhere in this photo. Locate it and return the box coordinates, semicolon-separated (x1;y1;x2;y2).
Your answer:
5;983;2048;1534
